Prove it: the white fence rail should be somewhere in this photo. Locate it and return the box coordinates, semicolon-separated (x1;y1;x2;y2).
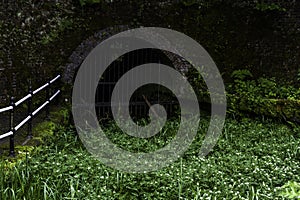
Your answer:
0;74;61;156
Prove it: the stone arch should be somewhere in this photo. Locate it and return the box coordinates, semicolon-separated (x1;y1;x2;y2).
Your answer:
62;25;130;84
62;26;196;119
62;26;191;85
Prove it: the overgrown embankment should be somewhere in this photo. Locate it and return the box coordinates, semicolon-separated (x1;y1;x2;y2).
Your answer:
0;116;299;199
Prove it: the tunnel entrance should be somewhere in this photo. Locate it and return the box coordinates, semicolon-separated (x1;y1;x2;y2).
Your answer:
95;48;180;121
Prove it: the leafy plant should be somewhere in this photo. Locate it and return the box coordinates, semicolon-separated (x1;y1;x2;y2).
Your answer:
230;69;253;81
255;2;286;12
227;70;300;120
279;181;300;199
79;0;102;6
0;116;299;199
40;18;73;45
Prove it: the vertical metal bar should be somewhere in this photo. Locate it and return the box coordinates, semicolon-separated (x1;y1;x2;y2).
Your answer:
158;59;160;105
134;50;137;116
126;52;129;118
45;79;50;119
9;96;15;157
96;83;98;117
53;76;60;106
28;82;33;138
103;53;107;118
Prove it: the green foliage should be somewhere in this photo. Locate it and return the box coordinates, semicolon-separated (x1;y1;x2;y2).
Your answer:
255;2;286;12
186;67;210;102
185;68;299;121
230;69;253;80
0;0;76;96
180;0;200;7
33;121;56;139
257;77;278;98
0;117;299;199
279;181;300;199
79;0;102;6
227;70;300;120
41;18;73;45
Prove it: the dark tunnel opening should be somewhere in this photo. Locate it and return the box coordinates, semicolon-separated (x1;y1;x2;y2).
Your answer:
95;48;181;123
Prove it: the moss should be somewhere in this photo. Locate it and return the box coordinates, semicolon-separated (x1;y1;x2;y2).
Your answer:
30;106;71;144
233;98;300;121
0;105;71;169
32;121;56;143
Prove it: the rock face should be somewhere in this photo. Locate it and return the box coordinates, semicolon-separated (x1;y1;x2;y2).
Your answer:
0;0;76;104
0;49;13;104
1;0;299;106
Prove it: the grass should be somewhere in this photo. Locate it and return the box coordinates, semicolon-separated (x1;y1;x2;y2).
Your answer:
0;116;299;199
